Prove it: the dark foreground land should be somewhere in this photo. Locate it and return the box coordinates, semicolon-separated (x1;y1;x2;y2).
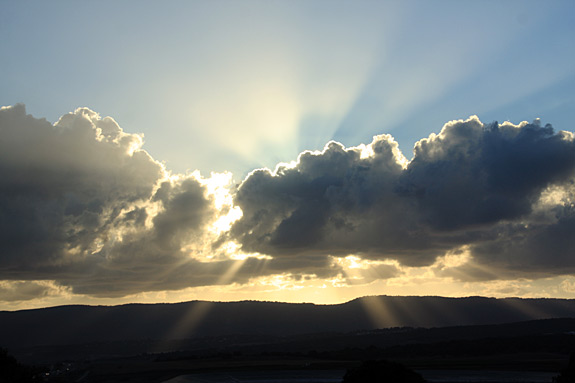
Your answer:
1;296;575;382
6;319;575;383
29;340;571;383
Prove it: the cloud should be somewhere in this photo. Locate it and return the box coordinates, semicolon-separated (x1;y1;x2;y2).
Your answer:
231;116;575;278
0;105;239;297
0;280;69;302
0;104;163;264
400;117;575;229
468;201;575;278
1;106;573;301
230;136;424;261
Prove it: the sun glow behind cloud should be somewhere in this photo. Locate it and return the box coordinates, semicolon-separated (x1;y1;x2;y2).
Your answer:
1;1;575;310
1;103;575;310
154;0;575;178
2;1;573;179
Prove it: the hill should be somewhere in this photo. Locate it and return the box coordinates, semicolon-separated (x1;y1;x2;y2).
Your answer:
1;295;574;352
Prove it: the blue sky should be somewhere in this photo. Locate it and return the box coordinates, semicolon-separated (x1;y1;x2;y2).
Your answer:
1;1;575;309
2;0;573;177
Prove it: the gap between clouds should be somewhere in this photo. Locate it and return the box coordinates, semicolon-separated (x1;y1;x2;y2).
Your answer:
0;104;574;301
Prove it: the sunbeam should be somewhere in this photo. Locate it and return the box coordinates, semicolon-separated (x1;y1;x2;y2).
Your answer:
334;256;401;328
1;0;575;314
358;295;402;329
154;259;248;353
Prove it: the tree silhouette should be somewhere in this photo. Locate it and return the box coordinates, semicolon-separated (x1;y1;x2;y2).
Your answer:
0;347;42;383
553;352;575;383
342;360;426;383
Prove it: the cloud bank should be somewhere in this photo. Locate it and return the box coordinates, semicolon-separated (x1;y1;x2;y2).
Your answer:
0;105;242;297
0;105;574;301
231;116;575;278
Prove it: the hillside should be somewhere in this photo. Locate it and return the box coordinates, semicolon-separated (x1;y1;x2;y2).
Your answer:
1;295;574;351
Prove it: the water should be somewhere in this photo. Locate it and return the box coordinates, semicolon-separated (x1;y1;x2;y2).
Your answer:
163;370;344;383
420;370;556;383
163;369;556;383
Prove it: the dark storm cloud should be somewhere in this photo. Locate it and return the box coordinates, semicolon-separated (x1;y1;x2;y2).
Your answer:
231;116;575;276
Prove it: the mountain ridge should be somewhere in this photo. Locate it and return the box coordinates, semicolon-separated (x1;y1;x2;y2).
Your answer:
2;295;575;352
5;294;575;313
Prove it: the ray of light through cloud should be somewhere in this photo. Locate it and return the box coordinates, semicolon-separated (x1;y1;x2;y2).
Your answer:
0;0;574;309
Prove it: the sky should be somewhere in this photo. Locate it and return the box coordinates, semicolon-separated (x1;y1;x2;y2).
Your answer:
1;0;575;310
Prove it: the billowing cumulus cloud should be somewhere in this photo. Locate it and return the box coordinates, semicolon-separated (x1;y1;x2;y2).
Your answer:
230;136;432;264
400;118;575;229
0;105;247;297
232;116;575;277
1;105;574;302
0;105;162;266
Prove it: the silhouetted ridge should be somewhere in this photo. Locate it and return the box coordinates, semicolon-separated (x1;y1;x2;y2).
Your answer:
1;296;574;351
